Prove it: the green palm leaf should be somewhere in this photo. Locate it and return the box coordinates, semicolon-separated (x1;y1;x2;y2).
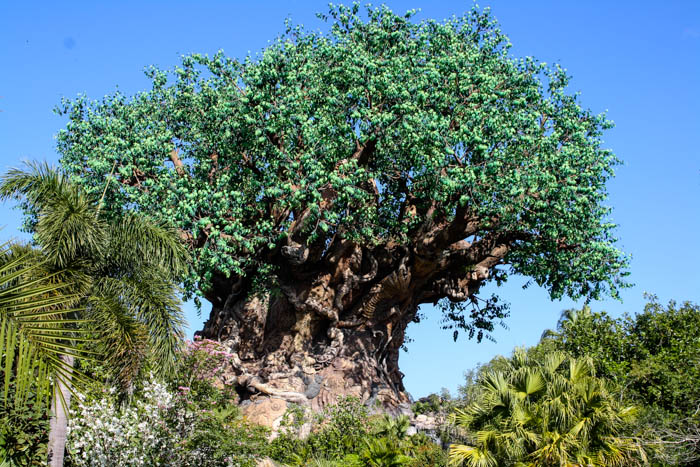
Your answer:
0;244;90;408
1;162;188;465
1;162;188;387
448;444;498;467
451;349;646;466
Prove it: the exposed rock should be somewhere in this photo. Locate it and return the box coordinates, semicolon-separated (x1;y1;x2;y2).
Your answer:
303;374;324;399
297;421;313;439
413;413;438;431
256;458;283;467
242;397;288;434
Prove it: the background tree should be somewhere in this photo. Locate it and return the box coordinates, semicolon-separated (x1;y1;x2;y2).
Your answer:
541;297;700;417
540;297;700;465
55;5;628;410
0;163;189;466
540;306;629;384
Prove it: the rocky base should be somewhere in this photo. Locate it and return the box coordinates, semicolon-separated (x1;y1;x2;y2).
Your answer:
239;392;443;443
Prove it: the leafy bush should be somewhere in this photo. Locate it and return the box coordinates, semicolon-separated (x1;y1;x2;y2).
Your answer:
270;396;370;465
403;433;448;467
411;394;444;415
345;437;412;466
450;349;646;466
542;296;700;416
169;338;239;407
270;401;448;466
66;338;269;466
0;385;49;467
67;380;178;466
179;404;269;467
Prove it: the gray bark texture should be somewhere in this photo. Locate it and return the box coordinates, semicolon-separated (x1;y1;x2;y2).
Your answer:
47;354;74;467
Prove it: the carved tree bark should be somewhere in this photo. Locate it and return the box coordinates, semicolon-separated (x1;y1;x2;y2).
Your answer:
198;225;511;413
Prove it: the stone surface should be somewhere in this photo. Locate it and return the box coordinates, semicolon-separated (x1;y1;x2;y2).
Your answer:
242;397;288;433
256;458;283;467
412;413;439;431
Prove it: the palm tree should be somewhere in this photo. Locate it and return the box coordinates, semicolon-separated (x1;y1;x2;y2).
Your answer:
374;415;411;442
448;349;646;466
0;242;85;409
540;306;593;341
0;162;189;466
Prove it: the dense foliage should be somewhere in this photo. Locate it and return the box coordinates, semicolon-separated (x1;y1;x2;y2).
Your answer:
0;384;49;467
269;398;447;466
64;293;700;467
0;163;189;396
0;164;189;466
65;341;448;467
539;297;700;465
6;289;698;466
66;339;269;467
449;349;644;466
542;297;700;416
451;297;700;466
56;4;627;313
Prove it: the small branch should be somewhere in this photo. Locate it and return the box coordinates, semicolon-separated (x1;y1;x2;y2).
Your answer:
170;149;186;176
97;159;118;213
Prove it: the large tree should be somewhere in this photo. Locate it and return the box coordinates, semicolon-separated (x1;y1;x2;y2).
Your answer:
55;5;628;411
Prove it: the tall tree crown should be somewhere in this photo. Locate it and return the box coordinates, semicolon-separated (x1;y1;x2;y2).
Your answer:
56;4;628;303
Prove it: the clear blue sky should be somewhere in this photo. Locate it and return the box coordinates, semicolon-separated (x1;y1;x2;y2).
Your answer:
1;1;698;399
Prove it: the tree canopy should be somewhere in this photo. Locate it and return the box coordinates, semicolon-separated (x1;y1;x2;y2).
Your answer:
56;4;628;310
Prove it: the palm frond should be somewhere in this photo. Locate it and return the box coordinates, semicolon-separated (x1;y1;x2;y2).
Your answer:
90;274;185;382
448;443;498;467
108;212;190;279
0;161;73;208
568;357;594;383
0;244;91;409
84;287;148;390
1;162;187;400
35;192;107;269
0;161;108;269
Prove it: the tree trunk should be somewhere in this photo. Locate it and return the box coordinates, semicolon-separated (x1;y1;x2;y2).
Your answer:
47;355;74;467
198;239;490;417
200;288;413;414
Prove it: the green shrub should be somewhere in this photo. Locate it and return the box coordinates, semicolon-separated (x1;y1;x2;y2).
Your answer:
0;386;49;467
270;402;448;466
450;350;646;466
270;396;370;465
403;433;448;467
345;437;412;466
176;403;270;466
411;394;444;415
66;338;270;466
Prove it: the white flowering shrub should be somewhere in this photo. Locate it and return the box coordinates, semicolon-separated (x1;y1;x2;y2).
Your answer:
67;380;186;466
67;339;269;467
